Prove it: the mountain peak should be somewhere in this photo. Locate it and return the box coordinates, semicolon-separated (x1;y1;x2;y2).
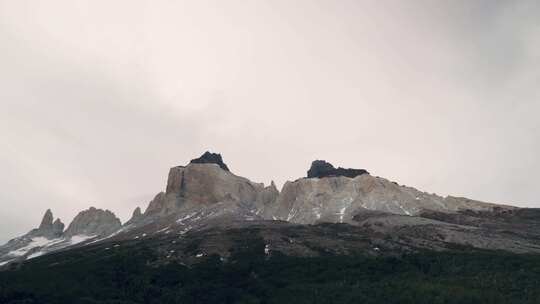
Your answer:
307;160;369;179
190;151;230;171
132;206;142;218
64;207;121;237
29;209;64;238
125;207;143;226
52;218;64;235
38;209;54;231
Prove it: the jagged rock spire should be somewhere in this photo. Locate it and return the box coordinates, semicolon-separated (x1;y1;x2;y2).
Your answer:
31;209;64;238
126;206;143;225
132;207;142;219
52;219;65;236
38;209;54;231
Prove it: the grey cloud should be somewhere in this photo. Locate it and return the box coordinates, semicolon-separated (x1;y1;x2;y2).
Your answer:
0;0;538;243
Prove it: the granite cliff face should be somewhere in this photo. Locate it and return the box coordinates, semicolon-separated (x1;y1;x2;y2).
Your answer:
37;209;54;232
129;154;275;227
125;207;142;226
31;209;64;238
64;207;121;237
107;154;531;256
109;153;516;234
270;172;508;225
1;152;536;269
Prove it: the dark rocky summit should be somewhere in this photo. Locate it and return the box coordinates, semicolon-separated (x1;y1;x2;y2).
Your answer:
307;160;369;178
190;151;230;171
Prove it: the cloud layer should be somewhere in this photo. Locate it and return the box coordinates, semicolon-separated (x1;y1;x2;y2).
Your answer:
0;0;538;243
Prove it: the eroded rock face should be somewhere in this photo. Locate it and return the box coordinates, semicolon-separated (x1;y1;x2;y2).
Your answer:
38;209;54;232
124;207;143;226
141;163;269;220
307;160;369;179
132;154;516;230
120;153;283;231
172;164;261;204
3;152;534;266
64;207;121;237
272;174;512;224
143;192;167;218
190;151;230;171
52;219;64;236
30;209;64;238
0;209;67;265
257;181;279;207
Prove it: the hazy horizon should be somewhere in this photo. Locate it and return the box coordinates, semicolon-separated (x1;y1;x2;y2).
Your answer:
1;0;539;244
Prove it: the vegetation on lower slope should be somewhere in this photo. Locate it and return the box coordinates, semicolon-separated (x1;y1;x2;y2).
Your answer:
1;233;540;304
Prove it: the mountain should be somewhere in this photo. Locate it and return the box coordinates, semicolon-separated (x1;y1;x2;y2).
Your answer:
1;151;540;303
64;207;121;237
36;209;64;238
2;151;538;268
268;171;507;224
0;208;121;266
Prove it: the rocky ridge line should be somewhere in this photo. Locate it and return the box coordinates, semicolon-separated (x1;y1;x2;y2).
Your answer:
0;208;122;266
1;151;527;267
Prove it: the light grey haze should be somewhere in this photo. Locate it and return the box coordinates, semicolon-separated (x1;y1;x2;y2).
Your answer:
0;0;539;243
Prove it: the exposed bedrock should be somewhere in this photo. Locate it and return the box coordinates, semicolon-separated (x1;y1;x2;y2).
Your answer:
307;160;369;178
189;151;230;171
64;207;121;237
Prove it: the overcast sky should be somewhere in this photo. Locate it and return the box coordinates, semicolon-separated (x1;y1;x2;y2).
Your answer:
1;0;539;243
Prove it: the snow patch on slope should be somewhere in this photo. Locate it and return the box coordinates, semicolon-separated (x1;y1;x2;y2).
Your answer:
70;235;96;245
395;202;412;216
27;251;44;259
7;237;64;257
